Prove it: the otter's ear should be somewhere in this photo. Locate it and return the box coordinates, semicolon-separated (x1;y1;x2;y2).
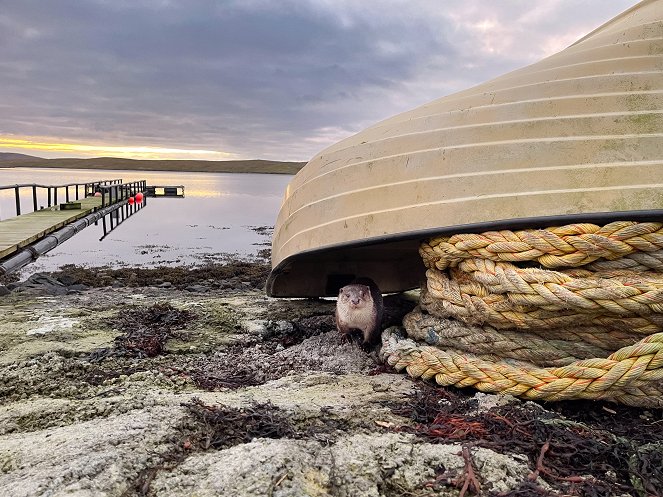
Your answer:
338;288;344;295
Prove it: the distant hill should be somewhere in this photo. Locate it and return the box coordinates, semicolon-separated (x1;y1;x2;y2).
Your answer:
0;156;306;174
0;152;43;162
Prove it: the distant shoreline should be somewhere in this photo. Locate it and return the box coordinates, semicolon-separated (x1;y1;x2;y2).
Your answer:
0;157;306;175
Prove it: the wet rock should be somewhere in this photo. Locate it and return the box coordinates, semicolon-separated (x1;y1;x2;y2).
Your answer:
69;283;89;292
56;274;78;286
12;273;67;296
185;284;209;293
0;285;10;296
69;284;90;295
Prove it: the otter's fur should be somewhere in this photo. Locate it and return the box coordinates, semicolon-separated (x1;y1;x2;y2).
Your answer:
335;277;383;347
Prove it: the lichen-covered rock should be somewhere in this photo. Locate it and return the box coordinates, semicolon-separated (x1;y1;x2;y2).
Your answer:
0;406;190;497
150;433;536;497
1;269;659;496
150;439;332;497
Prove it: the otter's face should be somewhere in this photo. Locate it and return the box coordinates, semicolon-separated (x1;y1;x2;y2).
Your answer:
339;285;369;308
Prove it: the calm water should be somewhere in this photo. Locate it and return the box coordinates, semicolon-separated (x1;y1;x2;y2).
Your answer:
0;167;291;274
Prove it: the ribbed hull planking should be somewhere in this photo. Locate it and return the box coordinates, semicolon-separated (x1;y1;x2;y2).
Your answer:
268;0;663;297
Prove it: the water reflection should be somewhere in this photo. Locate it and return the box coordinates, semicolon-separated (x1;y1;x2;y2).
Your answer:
0;167;291;274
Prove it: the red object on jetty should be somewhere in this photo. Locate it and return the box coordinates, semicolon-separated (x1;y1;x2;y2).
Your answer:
135;192;144;203
128;197;135;205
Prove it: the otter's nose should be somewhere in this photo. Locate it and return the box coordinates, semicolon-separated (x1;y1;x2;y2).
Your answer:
351;298;360;305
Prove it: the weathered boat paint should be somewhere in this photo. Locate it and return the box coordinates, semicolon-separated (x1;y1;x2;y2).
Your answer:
269;0;663;297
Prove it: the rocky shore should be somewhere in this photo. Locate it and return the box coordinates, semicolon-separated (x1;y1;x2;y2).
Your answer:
1;262;661;496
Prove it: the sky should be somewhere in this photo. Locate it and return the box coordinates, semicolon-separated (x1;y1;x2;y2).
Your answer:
0;0;637;162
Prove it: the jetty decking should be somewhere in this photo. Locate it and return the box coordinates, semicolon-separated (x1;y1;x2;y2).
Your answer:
0;179;147;262
0;196;104;258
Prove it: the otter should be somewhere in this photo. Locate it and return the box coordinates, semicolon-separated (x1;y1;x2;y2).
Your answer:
335;277;384;348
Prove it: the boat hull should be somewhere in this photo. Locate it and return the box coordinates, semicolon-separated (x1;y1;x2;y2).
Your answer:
268;0;663;297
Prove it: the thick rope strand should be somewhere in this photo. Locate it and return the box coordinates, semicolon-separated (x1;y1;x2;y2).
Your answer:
404;309;627;367
421;282;663;333
381;328;663;407
421;221;663;270
382;221;663;405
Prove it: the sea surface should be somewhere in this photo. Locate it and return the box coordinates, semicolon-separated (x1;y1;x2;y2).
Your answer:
0;167;292;275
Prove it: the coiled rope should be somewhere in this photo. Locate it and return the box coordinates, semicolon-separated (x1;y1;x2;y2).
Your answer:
380;221;663;407
419;221;663;270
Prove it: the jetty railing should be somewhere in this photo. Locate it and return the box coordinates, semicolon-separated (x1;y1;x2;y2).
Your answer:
98;180;147;208
0;179;122;219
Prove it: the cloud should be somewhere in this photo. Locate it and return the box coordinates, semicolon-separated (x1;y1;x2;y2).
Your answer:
0;0;635;161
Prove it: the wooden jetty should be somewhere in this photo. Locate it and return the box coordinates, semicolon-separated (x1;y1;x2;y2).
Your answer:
0;180;146;262
0;196;104;258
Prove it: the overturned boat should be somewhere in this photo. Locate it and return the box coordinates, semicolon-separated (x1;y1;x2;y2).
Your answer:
268;0;663;297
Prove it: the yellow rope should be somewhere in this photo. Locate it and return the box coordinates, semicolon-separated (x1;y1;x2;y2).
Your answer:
423;266;663;332
381;220;663;406
420;221;663;270
421;277;663;333
404;309;629;367
381;328;663;407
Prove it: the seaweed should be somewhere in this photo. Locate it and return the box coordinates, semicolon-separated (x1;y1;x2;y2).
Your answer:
183;398;298;450
388;381;663;496
91;302;194;359
50;260;271;289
